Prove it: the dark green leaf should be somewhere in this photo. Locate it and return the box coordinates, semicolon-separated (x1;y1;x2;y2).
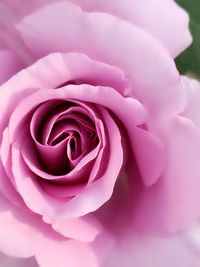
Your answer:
175;0;200;78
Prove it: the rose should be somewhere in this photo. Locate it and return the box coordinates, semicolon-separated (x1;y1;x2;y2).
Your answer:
0;1;198;267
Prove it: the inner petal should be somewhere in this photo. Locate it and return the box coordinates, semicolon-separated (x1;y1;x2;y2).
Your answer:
31;100;75;145
67;133;81;161
29;99;100;177
48;120;80;146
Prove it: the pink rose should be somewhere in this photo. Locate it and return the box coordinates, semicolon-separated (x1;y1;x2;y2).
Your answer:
0;1;199;267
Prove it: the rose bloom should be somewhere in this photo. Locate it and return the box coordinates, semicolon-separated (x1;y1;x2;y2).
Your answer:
0;1;200;267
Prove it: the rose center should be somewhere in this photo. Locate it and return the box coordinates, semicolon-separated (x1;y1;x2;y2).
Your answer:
31;100;99;176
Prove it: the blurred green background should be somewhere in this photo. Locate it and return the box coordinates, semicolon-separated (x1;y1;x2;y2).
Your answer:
175;0;200;78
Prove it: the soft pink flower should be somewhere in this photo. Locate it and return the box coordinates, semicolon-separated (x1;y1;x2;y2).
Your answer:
0;1;198;267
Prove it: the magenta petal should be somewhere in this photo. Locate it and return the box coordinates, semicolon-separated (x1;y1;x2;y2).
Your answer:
21;139;94;184
55;105;123;218
41;182;85;198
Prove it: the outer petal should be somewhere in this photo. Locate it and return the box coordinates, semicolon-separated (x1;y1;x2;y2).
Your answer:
69;0;192;58
0;50;23;85
104;222;200;267
0;253;38;267
0;2;35;67
3;0;191;58
16;1;184;117
132;115;200;233
35;238;98;267
181;76;200;129
0;193;40;258
43;215;103;242
0;193;101;267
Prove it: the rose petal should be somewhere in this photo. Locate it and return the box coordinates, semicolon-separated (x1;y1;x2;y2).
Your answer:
0;128;26;208
0;252;38;267
0;50;23;85
104;224;200;267
0;160;26;209
0;193;100;266
181;76;200;129
35;238;98;267
69;0;192;58
16;1;184;117
0;193;40;258
132;126;164;186
21;138;94;184
43;214;102;242
132;116;200;233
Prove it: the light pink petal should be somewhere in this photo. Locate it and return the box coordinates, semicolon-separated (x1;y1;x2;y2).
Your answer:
1;128;13;178
16;1;184;116
104;223;200;267
0;0;58;24
91;230;115;266
2;0;192;59
0;129;26;208
0;50;23;85
43;214;103;242
0;162;26;209
132;127;164;186
0;193;101;266
35;238;98;267
69;0;192;58
132;116;200;233
0;252;38;267
181;76;200;129
0;2;36;66
0;193;40;258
